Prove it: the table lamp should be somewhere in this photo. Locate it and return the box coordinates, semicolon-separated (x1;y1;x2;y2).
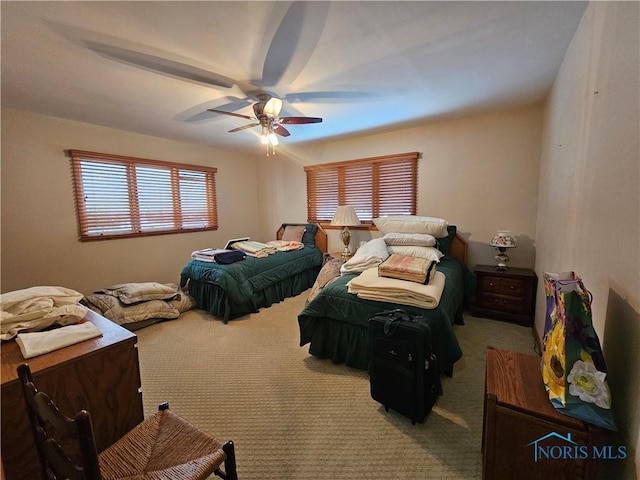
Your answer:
490;230;517;270
330;205;360;259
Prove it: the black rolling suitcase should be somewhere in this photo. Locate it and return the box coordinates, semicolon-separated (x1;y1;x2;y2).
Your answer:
368;309;442;424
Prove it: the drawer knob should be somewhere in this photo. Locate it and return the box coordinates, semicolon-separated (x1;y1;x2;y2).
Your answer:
489;282;495;287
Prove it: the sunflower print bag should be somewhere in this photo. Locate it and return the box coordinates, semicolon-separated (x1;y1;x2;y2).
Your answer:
542;272;617;430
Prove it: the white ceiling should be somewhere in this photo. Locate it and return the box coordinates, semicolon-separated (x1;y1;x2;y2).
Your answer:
1;1;588;153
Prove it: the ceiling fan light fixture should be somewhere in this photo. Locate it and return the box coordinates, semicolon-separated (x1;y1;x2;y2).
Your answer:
263;97;283;117
268;132;278;146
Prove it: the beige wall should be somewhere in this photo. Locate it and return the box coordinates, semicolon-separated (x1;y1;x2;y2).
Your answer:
259;105;543;268
1;108;259;294
537;2;639;478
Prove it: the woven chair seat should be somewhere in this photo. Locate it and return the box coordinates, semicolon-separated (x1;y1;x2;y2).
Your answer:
99;409;227;480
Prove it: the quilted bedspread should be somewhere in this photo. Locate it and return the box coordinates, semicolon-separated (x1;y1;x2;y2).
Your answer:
180;245;323;307
298;256;467;372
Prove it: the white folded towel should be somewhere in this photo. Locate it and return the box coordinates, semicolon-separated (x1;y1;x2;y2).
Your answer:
15;322;103;359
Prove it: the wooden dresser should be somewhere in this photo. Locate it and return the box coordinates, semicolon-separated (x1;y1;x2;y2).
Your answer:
483;347;602;480
472;264;538;326
1;310;144;480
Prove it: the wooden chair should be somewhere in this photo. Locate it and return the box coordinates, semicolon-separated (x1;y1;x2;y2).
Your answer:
17;363;238;480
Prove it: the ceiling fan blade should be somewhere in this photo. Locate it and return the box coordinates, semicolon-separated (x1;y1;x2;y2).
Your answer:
229;123;260;133
86;41;236;89
273;125;291;137
279;117;323;124
207;109;254;120
285;91;377;103
261;2;330;87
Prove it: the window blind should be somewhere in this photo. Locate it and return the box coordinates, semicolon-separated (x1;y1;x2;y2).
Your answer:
305;152;418;224
68;150;218;241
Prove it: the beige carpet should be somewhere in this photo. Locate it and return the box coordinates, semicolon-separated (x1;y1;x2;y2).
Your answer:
134;292;537;480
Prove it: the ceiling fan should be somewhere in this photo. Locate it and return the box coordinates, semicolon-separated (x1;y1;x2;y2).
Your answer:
207;93;322;152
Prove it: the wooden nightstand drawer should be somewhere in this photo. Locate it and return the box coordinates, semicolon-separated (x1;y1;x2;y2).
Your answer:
472;265;537;326
477;292;527;314
480;275;526;297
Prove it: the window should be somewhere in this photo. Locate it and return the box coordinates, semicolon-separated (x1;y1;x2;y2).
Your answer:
68;150;218;241
305;152;418;225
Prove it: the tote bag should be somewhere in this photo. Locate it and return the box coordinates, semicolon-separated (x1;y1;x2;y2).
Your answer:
541;272;616;430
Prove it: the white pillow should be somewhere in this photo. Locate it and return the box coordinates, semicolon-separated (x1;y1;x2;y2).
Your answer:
373;215;449;238
386;245;444;262
383;232;436;247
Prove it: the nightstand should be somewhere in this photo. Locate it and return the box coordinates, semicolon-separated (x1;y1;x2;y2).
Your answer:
472;264;537;326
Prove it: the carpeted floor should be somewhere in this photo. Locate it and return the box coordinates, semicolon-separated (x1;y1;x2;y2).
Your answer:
134;292;537;480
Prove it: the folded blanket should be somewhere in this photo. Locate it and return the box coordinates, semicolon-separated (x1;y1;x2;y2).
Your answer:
347;268;446;309
231;240;277;258
378;254;437;284
1;286;88;340
340;238;389;274
266;240;304;251
15;321;102;359
82;283;194;327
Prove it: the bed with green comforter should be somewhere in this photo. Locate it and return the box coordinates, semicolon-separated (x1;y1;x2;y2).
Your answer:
180;223;326;323
298;227;470;374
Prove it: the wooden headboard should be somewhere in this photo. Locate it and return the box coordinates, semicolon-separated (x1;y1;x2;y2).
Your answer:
276;223;328;253
449;233;468;266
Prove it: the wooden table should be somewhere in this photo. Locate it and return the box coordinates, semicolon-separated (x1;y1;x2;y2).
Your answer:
1;310;144;480
483;347;601;480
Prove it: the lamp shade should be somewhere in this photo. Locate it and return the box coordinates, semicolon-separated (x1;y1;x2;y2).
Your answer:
490;231;517;248
330;205;360;227
263;97;282;117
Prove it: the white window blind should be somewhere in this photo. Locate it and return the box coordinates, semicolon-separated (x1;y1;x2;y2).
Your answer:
305;152;418;224
68;150;218;241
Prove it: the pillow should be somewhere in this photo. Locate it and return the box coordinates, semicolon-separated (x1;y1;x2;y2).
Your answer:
96;282;180;305
373;215;449;238
386;245;444;262
282;225;306;242
383;232;436;247
302;223;318;246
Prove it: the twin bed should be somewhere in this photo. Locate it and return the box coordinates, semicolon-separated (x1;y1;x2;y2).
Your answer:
298;225;470;374
180;223;327;323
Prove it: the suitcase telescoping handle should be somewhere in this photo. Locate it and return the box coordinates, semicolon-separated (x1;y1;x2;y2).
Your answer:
377;308;419;335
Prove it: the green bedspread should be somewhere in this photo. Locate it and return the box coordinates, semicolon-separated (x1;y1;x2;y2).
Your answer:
181;245;323;322
298;256;466;373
